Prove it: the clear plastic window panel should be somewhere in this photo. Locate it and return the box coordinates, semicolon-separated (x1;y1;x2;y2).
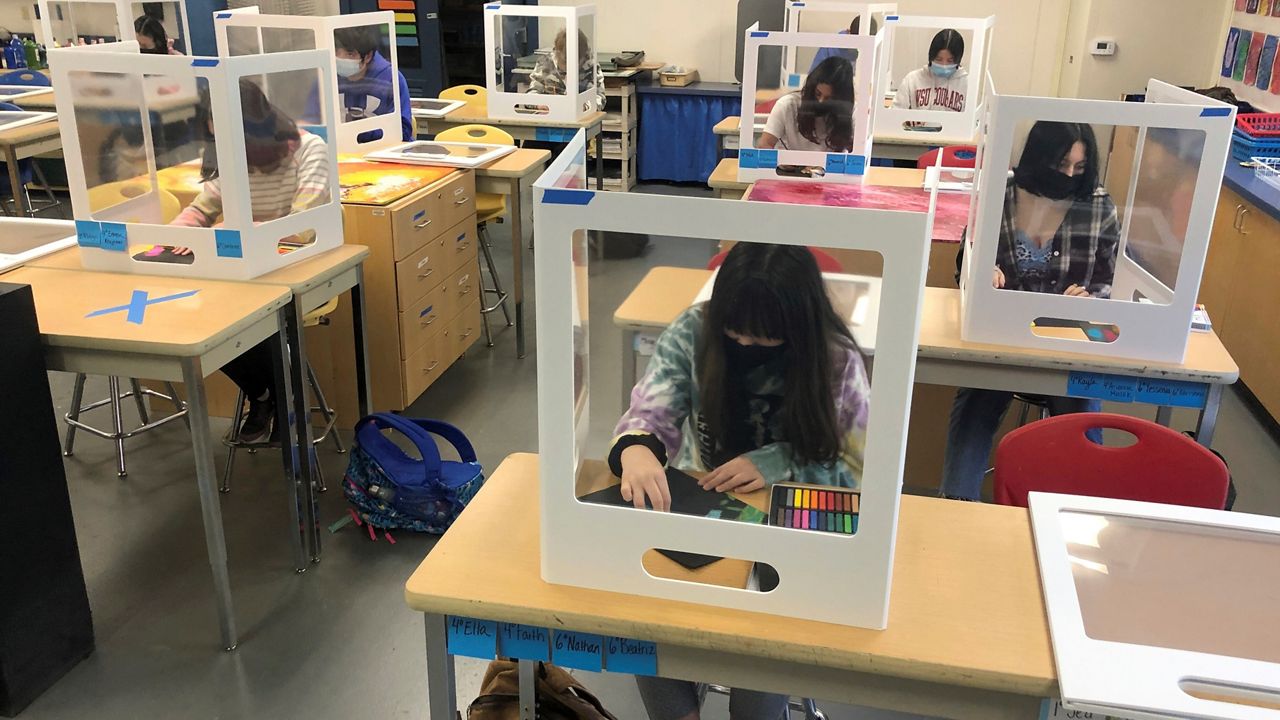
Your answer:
130;2;188;54
523;16;570;97
754;41;862;173
332;24;397;123
884;25;976;119
47;1;121;46
788;7;875;76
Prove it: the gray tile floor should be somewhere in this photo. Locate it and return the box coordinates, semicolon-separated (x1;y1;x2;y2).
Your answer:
18;183;1280;719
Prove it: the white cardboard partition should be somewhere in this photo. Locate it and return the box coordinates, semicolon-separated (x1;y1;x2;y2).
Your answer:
959;79;1234;364
213;9;402;154
39;0;191;51
1029;492;1280;720
739;25;880;184
49;45;342;280
781;0;896;81
534;130;933;629
483;3;598;122
872;15;993;143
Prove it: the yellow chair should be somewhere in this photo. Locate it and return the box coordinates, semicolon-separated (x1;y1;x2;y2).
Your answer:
86;182;182;223
440;84;487;108
435;124;514;347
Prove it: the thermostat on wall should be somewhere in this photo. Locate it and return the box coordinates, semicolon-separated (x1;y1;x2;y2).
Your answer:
1091;38;1117;56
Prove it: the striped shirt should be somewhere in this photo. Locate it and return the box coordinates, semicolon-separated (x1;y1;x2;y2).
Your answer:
174;132;331;227
994;181;1120;297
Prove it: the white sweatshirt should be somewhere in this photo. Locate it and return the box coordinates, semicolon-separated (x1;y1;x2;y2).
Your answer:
892;66;969;112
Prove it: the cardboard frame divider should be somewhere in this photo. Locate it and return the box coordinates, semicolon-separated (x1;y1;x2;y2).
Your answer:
483;2;599;122
38;0;191;52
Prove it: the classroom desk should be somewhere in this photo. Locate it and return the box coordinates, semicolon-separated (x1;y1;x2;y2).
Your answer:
0;265;297;650
712;115;971;161
615;268;1239;449
405;453;1056;720
11;88;56;111
419;103;605;191
0;118;61;215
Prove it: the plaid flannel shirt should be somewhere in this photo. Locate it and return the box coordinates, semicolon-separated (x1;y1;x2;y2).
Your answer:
995;181;1120;298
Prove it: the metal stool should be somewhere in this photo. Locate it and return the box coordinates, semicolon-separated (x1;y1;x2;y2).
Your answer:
63;376;189;477
477;222;513;347
703;684;827;719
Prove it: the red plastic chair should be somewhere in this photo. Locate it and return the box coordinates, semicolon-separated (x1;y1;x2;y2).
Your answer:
993;413;1229;509
707;247;843;273
916;144;978;170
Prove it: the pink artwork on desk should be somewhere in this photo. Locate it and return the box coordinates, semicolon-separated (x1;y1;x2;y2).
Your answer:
746;179;969;243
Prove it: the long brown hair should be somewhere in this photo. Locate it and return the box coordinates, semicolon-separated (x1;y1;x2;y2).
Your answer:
797;55;855;152
696;244;858;465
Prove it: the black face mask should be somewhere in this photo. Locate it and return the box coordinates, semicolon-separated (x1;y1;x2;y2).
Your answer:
140;44;167;55
724;337;786;371
1014;164;1083;201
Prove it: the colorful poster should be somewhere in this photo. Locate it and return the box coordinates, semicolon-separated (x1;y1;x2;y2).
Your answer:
1259;35;1279;89
1235;30;1253;81
1247;0;1261;13
336;156;454;206
1224;27;1241;77
1263;0;1273;14
1238;0;1249;10
1245;31;1265;85
1272;0;1280;16
1270;48;1280;93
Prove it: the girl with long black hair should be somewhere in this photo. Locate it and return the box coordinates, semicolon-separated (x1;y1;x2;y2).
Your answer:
758;55;856;152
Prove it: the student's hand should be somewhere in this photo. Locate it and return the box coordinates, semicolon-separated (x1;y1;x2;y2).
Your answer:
992;266;1005;289
172;246;192;256
700;456;766;494
620;444;671;512
1063;284;1089;297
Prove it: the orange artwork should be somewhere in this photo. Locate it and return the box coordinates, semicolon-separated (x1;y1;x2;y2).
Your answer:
338;155;455;206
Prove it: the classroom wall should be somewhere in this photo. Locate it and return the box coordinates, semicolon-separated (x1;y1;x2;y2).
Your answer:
0;3;41;38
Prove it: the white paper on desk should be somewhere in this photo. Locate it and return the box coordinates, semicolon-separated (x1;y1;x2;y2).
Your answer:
923;165;974;193
693;270;881;354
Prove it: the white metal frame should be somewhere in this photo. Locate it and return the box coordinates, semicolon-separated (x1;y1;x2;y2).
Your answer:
38;0;191;51
410;97;466;118
0;86;55;103
872;14;994;143
1029;491;1280;720
483;3;598;122
534;130;933;629
0;110;58;132
781;1;896;82
960;79;1235;364
48;44;343;280
365;139;516;168
213;9;402;154
738;25;880;185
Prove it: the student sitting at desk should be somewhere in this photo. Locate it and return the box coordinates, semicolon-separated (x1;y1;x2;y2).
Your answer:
135;15;182;55
758;55;855;153
527;28;606;110
892;29;967;113
942;121;1118;501
334;26;414;142
171;80;332;443
808;15;877;72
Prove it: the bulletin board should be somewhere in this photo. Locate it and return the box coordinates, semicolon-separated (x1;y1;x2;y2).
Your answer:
1218;0;1280;112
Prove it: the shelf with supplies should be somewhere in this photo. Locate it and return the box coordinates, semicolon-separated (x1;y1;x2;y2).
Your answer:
590;81;638;192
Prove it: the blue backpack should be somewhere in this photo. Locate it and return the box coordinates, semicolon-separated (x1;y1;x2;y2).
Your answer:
343;413;485;534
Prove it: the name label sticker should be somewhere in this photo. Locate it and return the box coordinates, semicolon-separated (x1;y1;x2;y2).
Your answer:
552;630;603;672
499;623;550;662
825;153;848;174
75;220;102;249
446;616;497;659
1067;371;1136;402
215;229;243;259
739;148;759;169
1135;378;1208;408
757;149;778;168
99;222;128;252
605;636;657;676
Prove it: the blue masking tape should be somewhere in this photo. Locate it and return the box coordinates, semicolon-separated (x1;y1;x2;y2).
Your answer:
750;31;770;38
215;229;243;259
1067;371;1137;402
825;153;847;174
553;631;603;672
191;58;219;67
485;3;501;9
500;623;551;662
99;222;127;252
605;637;657;676
1200;107;1232;117
1135;378;1209;408
447;616;498;659
301;124;328;141
75;220;102;249
787;73;801;88
739;148;759;168
845;154;867;175
215;12;231;18
757;149;778;168
541;188;594;205
886;15;900;21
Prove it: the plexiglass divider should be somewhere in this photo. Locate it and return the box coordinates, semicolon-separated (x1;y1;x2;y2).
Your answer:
49;45;342;280
781;0;895;79
213;10;402;154
959;79;1234;364
483;3;599;122
40;0;192;52
533;131;934;629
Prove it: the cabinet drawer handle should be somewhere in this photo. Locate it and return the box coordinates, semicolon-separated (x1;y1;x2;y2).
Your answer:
422;360;440;374
460;285;473;296
1233;204;1244;231
420;315;436;326
417;268;434;279
414;218;432;230
1239;208;1251;235
460;329;474;340
453;197;469;205
456;241;470;252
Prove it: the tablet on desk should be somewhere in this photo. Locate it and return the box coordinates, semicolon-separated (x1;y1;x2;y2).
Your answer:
409;97;465;118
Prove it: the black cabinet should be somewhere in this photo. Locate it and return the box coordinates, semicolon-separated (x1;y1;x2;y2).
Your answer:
342;0;445;97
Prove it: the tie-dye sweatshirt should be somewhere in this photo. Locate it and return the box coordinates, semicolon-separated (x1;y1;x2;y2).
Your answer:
612;304;870;489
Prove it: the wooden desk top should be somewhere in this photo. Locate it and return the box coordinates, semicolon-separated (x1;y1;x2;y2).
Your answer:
614;267;1240;384
0;266;289;357
710;159;923;192
441;103;606;130
405;453;1056;696
0;118;59;146
713;115;741;136
713;116;969;147
477;148;551;179
13;89;55;110
708;158;744;190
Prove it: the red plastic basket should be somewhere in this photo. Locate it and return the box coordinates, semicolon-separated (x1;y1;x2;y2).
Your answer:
1236;112;1280;138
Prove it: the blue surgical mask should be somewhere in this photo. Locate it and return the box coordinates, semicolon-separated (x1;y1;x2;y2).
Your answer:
930;62;958;79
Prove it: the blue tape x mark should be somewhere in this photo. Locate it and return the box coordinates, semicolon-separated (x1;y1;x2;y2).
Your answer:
86;289;200;325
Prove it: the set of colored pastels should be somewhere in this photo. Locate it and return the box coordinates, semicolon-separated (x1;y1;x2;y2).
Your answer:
768;483;860;534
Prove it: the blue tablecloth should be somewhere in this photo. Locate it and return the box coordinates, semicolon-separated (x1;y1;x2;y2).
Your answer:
638;84;741;184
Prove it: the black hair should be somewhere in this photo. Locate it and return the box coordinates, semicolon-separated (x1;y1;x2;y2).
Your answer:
929;28;964;65
697;243;859;466
848;15;879;35
797;55;855;152
334;26;381;59
134;15;168;54
193;78;300;182
1015;121;1100;201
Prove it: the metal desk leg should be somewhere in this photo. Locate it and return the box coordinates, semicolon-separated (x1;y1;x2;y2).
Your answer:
4;144;27;216
594;126;604;191
351;266;374;417
518;659;536;720
510;176;527;359
424;614;458;719
1194;383;1224;448
268;314;308;573
621;329;637;411
282;301;321;562
180;358;239;651
1154;406;1173;427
